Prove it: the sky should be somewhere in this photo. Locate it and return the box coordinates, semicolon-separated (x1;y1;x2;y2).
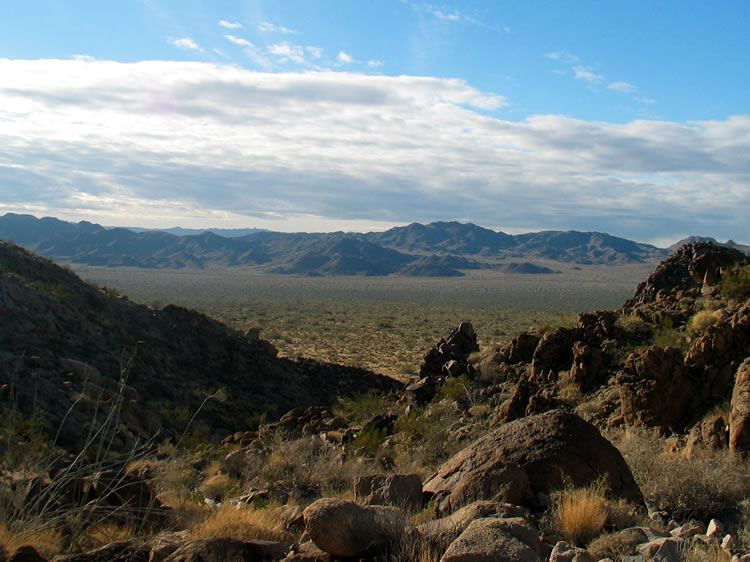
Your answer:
1;1;749;246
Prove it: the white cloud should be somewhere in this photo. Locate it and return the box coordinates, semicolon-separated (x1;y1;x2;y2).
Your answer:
0;58;747;243
224;35;255;48
545;51;580;65
608;81;638;93
337;51;353;63
573;66;604;84
306;46;323;59
169;37;203;52
368;60;383;68
219;20;243;29
268;42;306;64
258;21;296;34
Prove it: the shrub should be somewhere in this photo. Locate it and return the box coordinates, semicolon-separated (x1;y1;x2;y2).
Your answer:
335;390;384;424
551;481;609;546
719;264;750;299
687;309;720;336
616;429;750;520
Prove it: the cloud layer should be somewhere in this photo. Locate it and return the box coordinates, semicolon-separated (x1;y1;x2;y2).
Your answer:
0;58;748;243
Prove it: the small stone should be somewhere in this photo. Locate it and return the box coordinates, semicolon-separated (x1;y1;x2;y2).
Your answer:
722;535;736;552
707;518;725;538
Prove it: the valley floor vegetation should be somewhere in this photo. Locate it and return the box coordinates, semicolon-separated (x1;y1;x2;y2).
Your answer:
70;264;649;379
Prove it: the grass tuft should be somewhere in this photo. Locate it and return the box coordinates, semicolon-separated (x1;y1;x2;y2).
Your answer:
552;481;609;546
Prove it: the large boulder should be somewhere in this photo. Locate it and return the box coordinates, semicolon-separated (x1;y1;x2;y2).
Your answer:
730;358;750;452
440;517;541;562
302;498;406;558
617;346;693;431
353;473;423;511
423;410;642;514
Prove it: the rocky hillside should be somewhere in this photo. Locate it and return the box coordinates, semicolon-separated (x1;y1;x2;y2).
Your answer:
0;241;402;454
0;213;669;276
1;240;750;561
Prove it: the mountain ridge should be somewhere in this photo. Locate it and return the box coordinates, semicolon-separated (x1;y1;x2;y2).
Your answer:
0;213;675;276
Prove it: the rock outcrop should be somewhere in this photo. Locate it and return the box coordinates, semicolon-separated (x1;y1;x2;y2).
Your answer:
423;410;643;514
419;322;479;379
730;357;750;452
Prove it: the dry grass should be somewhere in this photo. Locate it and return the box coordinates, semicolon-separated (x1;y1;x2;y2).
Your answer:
683;540;731;562
688;309;720;336
189;503;290;542
552;481;609;546
0;521;64;560
615;428;750;521
77;521;137;551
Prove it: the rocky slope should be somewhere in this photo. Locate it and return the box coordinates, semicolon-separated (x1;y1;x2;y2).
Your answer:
2;241;750;561
0;241;402;455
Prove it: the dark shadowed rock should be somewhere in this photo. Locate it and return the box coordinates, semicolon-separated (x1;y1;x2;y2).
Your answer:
419;322;479;379
423;410;642;514
164;537;288;561
617;346;693;431
530;327;583;382
730;358;750;453
9;546;47;562
52;541;148;562
353;473;423;511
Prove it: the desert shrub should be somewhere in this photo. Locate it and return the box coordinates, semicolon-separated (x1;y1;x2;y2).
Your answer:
190;503;290;542
687;309;720;336
683;540;731;562
719;264;750;299
335;390;385;424
616;429;750;520
615;313;650;335
588;528;649;560
551;481;609;546
435;375;474;404
651;316;687;351
351;427;387;454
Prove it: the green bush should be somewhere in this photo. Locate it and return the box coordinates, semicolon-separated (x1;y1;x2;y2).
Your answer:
719;264;750;299
335;390;384;424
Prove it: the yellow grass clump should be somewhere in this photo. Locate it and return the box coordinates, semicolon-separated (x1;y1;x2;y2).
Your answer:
0;522;64;560
190;503;290;543
552;482;609;546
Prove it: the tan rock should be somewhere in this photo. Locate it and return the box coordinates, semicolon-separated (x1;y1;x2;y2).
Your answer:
441;517;540;562
302;498;406;558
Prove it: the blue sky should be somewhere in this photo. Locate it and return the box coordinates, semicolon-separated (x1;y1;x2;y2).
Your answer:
1;1;749;245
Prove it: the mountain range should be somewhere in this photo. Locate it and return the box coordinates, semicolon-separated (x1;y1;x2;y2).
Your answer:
0;212;692;276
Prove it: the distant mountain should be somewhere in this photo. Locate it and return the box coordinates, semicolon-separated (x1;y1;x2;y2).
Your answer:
0;213;669;276
124;226;268;237
670;236;750;256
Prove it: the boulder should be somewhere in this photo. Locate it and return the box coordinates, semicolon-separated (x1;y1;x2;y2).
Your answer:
549;541;595;562
730;358;750;452
417;501;529;548
505;333;541;364
617;346;693;431
423;410;642;514
530;327;582;382
302;498;406;558
569;341;604;391
8;546;48;562
440;517;541;562
353;473;423;511
403;377;438;404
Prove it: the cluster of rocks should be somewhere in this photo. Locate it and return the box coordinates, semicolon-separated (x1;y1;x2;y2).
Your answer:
479;243;750;446
403;321;479;404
